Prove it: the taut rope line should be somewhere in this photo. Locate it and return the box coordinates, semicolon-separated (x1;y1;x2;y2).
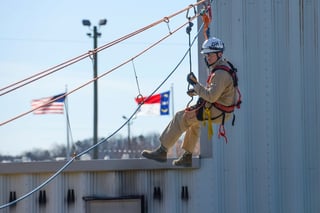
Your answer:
0;1;206;97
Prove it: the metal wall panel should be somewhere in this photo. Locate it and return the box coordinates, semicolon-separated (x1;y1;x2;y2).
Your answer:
198;0;320;212
0;162;202;213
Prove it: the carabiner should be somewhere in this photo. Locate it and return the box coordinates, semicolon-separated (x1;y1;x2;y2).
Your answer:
186;4;196;19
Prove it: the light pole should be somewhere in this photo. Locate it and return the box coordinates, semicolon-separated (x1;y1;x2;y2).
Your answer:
82;19;107;159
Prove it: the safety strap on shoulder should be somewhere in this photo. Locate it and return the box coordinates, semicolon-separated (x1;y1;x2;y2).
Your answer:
212;63;238;87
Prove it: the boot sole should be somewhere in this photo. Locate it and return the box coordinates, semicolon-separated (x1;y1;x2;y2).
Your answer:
172;161;192;167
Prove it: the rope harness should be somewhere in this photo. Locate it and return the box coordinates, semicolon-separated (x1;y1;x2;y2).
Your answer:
185;61;242;143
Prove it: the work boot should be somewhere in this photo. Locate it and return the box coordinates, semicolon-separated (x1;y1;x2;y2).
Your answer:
173;152;192;167
141;145;167;162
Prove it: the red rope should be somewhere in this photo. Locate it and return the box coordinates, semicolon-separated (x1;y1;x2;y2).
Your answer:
218;124;228;144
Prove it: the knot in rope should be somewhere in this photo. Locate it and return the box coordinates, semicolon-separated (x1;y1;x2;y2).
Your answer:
186;21;194;35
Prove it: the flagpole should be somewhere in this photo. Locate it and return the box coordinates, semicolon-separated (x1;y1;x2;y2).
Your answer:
171;83;174;118
65;86;70;160
170;83;177;157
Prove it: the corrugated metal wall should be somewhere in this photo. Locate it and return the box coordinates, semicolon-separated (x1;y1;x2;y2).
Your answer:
0;165;204;213
197;0;319;212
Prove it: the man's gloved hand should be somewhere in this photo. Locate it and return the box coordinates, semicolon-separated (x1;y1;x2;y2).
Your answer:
187;72;198;85
186;89;197;97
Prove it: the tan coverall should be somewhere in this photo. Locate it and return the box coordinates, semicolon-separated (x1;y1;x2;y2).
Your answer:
160;58;237;153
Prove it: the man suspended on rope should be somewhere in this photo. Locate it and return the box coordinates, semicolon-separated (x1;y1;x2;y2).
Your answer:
142;37;241;167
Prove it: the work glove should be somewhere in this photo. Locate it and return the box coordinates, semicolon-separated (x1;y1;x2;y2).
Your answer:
187;72;198;85
186;89;197;97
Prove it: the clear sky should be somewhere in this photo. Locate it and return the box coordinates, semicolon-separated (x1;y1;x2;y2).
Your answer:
0;0;200;155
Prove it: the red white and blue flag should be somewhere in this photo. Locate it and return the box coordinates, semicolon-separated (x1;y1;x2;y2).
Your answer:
135;91;170;116
31;93;66;115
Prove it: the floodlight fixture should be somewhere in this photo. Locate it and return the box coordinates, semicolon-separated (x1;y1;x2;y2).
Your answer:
99;19;107;26
82;19;91;27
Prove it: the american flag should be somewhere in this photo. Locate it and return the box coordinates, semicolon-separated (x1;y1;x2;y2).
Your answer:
31;93;66;114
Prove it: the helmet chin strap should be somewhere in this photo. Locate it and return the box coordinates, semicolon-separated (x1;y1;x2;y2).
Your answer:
204;53;221;67
204;58;209;67
215;52;222;60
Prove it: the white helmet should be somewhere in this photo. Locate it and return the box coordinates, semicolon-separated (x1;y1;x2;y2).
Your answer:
201;37;225;54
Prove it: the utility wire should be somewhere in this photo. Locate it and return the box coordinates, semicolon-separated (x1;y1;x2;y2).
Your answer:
0;1;206;97
0;14;199;126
